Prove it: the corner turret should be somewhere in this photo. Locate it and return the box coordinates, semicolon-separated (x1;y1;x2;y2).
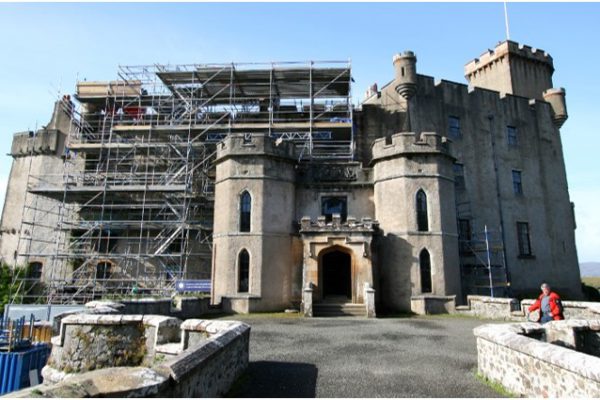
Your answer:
543;88;568;128
393;51;417;99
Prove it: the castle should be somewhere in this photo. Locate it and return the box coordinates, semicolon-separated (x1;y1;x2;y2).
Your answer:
0;40;582;314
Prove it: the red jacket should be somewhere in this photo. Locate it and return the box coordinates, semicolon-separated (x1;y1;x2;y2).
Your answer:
528;292;564;321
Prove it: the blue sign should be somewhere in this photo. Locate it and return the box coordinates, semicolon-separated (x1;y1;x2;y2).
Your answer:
175;279;211;293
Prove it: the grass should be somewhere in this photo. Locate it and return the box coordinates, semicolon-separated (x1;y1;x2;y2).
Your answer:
475;371;516;397
582;277;600;288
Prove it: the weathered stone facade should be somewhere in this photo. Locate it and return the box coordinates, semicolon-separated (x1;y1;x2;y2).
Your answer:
212;40;582;314
0;39;582;312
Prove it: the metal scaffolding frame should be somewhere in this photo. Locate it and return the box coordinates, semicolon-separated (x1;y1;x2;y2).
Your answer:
12;60;353;304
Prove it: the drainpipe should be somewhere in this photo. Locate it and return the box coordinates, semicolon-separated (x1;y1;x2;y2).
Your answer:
487;114;511;296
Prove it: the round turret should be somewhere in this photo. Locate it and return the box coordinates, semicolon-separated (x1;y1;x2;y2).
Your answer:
543;88;568;128
393;51;417;99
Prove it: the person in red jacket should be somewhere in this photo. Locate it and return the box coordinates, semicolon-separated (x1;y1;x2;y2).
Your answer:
528;283;564;323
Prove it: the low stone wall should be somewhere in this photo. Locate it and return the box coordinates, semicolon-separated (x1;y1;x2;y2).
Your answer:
10;316;250;398
410;295;456;315
455;295;600;321
474;320;600;397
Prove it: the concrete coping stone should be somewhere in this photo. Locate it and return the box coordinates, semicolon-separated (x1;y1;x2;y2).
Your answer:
142;315;181;328
469;295;516;304
474;321;600;381
181;319;239;334
50;367;167;397
61;313;144;325
85;300;125;310
411;295;455;300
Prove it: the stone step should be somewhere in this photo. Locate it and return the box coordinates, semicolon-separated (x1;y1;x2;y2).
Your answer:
313;303;367;317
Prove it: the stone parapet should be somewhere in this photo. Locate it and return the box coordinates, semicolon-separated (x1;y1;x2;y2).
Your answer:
474;320;600;397
465;40;554;77
371;132;453;162
215;133;296;163
300;215;378;233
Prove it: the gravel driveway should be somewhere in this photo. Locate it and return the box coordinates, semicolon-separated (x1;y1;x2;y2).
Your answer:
224;315;504;398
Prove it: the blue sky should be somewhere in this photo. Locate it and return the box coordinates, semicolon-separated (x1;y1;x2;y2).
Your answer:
0;2;598;261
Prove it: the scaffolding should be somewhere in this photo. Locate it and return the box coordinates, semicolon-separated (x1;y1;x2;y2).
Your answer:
459;225;510;299
12;61;353;304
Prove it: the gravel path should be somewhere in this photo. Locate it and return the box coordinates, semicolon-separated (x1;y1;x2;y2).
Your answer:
225;315;504;398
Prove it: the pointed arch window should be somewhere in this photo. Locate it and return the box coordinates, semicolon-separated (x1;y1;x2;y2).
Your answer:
420;249;432;293
240;191;251;232
238;249;250;293
416;190;429;232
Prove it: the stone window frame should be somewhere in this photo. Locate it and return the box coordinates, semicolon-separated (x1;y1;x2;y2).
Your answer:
448;115;461;139
237;248;250;293
416;189;429;232
419;248;432;293
27;261;43;280
320;194;349;223
453;162;466;190
239;190;252;233
516;221;533;257
95;260;114;281
512;170;523;195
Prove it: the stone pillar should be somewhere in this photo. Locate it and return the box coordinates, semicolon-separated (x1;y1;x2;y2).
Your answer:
365;283;376;318
303;286;313;318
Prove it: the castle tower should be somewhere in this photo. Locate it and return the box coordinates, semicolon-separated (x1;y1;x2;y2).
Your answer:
371;132;460;312
393;51;417;99
464;40;554;101
211;134;297;312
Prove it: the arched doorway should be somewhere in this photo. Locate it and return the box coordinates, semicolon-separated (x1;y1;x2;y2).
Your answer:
321;249;352;302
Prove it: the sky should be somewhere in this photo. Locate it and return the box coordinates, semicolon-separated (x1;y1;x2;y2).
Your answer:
0;2;598;261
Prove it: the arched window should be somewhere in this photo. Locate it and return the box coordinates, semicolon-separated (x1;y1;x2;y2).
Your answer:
96;261;112;280
238;249;250;293
416;190;428;232
27;262;43;280
240;191;251;232
420;249;432;293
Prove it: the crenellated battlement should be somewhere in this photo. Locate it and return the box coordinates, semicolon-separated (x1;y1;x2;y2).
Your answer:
465;40;553;77
215;133;296;162
371;131;453;162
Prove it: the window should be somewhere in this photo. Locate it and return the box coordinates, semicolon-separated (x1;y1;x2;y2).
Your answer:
419;249;432;293
507;126;518;146
240;191;251;232
517;222;532;256
416;190;428;232
453;163;465;190
27;262;43;280
512;170;523;195
96;262;112;280
458;219;472;253
238;249;250;293
321;196;347;222
448;116;461;138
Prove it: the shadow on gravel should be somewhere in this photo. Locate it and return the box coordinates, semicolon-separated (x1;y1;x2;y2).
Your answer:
227;361;318;398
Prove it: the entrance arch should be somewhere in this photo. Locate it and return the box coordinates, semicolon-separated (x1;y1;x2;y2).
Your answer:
319;247;352;302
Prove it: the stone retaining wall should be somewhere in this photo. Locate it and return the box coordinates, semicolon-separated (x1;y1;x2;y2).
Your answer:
474;320;600;397
9;316;250;398
456;295;600;321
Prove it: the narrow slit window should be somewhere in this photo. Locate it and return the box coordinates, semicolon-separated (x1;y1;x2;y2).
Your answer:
240;191;251;232
238;249;250;293
416;190;429;232
420;249;432;293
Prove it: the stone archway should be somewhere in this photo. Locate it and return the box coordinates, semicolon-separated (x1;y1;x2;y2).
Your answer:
319;247;352;302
